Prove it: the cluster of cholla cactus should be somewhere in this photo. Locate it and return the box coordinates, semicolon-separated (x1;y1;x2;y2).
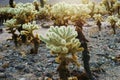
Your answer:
2;1;40;54
100;0;117;15
50;2;91;27
40;26;84;80
14;2;37;24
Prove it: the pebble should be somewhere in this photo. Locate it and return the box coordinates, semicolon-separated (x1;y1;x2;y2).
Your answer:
34;72;42;77
15;65;25;70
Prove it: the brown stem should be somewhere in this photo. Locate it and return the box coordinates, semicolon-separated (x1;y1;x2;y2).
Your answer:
34;2;39;11
57;58;70;80
111;23;116;34
90;2;95;18
30;34;40;54
11;28;18;46
32;38;40;54
40;0;44;8
118;6;120;15
81;42;94;80
9;0;14;8
75;26;94;80
97;20;101;31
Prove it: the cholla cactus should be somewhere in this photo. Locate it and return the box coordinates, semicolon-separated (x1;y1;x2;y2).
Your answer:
33;0;40;11
0;7;15;23
101;0;117;15
113;1;120;15
68;76;78;80
37;5;51;20
51;2;71;26
71;4;91;27
107;15;118;24
21;21;39;34
93;14;103;31
14;3;37;24
4;19;21;46
107;15;118;34
3;19;21;28
93;14;103;21
81;0;89;4
94;4;107;14
21;21;40;54
40;26;83;80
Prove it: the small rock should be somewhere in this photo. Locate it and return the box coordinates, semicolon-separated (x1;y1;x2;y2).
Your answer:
24;68;30;73
7;67;16;73
2;62;9;68
19;78;26;80
0;28;3;33
34;72;42;77
15;65;25;70
45;73;53;78
0;55;4;59
0;73;12;78
0;67;5;72
27;62;33;65
0;73;6;78
30;58;36;63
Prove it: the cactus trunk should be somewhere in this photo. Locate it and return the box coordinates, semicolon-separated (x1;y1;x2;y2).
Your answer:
10;28;18;46
81;42;94;80
40;0;44;8
57;58;70;80
97;20;102;31
111;23;116;34
76;26;94;80
32;38;40;54
9;0;14;8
